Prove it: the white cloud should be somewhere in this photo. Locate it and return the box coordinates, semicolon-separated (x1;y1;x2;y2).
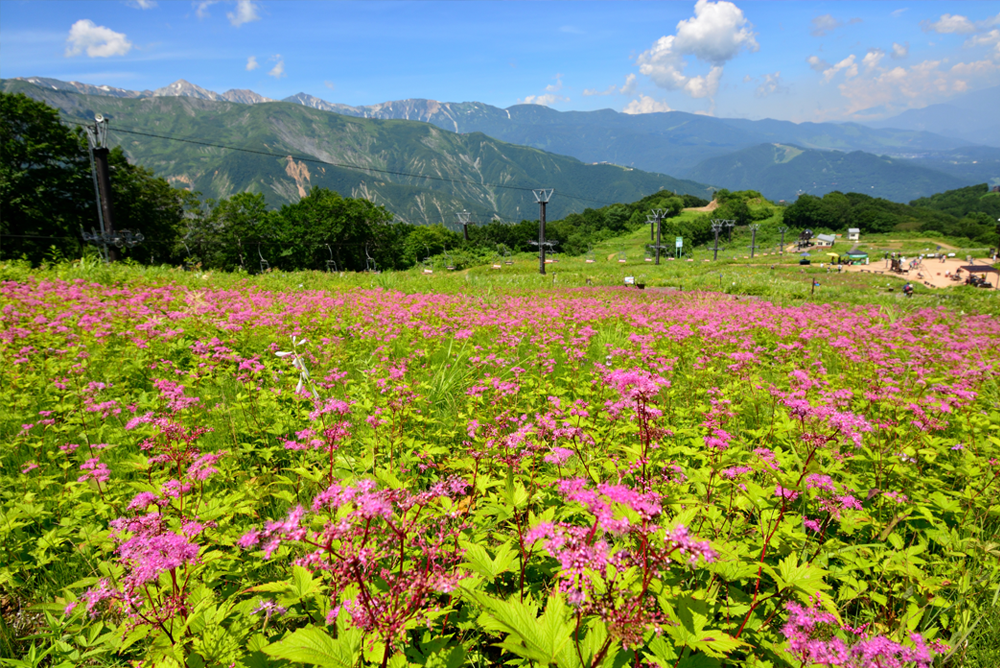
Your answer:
754;71;786;97
324;80;335;90
246;55;258;71
228;0;260;27
582;74;636;97
862;48;885;70
923;14;977;34
965;29;1000;57
811;14;841;37
128;0;157;8
635;0;757;101
891;9;909;19
807;55;830;72
622;94;673;114
195;1;218;19
620;73;637;95
673;0;758;65
683;66;723;98
65;19;132;57
519;93;568;106
545;74;563;93
269;56;285;78
837;57;999;116
821;54;858;82
891;42;909;59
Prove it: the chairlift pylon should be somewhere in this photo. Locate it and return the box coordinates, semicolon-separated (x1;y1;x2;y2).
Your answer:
258;243;270;273
325;244;338;273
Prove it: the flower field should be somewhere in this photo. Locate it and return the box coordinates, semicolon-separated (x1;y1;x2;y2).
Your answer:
2;270;999;668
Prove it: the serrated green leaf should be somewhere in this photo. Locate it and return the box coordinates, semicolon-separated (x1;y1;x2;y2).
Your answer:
262;624;361;668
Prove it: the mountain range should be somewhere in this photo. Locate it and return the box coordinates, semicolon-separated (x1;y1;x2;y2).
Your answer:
3;78;711;224
5;76;1000;209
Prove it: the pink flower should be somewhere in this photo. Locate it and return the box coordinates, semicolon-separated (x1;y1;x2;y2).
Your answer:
775;485;799;501
544;447;574;465
805;474;836;492
78;458;110;484
127;492;161;511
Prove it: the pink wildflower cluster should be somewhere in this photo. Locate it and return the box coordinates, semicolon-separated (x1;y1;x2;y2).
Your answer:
783;599;947;667
81;513;202;624
701;389;735;451
78;457;110;485
526;478;715;648
240;477;470;648
153;378;202;413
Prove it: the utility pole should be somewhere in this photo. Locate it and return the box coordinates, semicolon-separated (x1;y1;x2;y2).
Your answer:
533;189;553;275
83;114;117;261
748;224;760;258
778;226;788;254
725;219;735;243
456;210;473;241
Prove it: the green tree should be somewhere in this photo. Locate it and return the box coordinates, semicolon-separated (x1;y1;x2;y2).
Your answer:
0;92;91;264
400;224;461;268
276;187;400;272
783;195;837;231
106;147;189;265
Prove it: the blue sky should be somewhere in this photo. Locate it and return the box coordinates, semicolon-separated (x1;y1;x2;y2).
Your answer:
1;0;998;122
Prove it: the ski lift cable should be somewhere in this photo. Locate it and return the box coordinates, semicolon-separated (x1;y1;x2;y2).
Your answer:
63;121;615;208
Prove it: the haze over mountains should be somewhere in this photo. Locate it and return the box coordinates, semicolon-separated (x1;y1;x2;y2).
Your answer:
7;76;1000;210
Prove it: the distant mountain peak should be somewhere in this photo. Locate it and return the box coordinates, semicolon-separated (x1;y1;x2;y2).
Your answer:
153;79;223;101
221;89;275;104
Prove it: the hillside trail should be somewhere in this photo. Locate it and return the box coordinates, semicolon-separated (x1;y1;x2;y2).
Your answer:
684;200;719;213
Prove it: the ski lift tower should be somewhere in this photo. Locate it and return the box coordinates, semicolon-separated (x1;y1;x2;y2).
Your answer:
711;219;733;261
648;208;666;265
533;188;554;275
456;210;473;241
748;224;760;258
82;114;116;262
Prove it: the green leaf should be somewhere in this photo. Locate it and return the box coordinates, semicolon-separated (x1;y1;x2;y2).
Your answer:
461;540;517;581
466;589;574;666
771;554;830;602
262;624;361;668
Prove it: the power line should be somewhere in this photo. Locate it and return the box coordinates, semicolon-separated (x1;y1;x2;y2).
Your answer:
62;118;617;210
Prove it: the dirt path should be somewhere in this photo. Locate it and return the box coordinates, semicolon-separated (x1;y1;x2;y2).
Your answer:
684;200;719;213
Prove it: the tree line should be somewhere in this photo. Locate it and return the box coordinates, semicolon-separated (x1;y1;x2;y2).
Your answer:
782;189;1000;246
